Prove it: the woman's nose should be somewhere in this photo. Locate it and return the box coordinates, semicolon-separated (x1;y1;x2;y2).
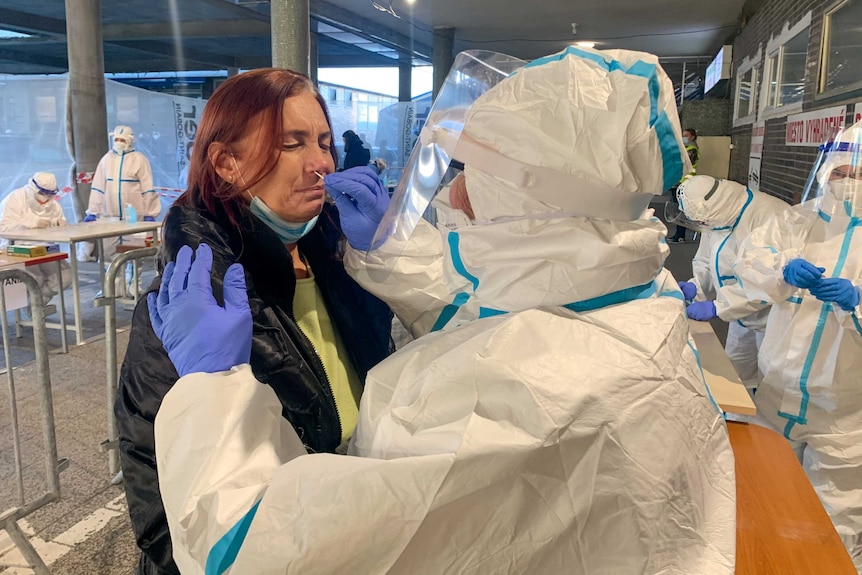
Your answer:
306;147;334;174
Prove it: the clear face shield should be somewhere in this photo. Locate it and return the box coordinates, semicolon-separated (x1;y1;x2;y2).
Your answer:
801;124;862;218
364;51;527;264
663;180;714;232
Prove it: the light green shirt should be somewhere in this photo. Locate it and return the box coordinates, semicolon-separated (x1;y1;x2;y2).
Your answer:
293;270;363;443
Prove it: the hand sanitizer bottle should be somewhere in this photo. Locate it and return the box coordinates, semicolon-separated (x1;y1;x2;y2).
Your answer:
126;203;137;223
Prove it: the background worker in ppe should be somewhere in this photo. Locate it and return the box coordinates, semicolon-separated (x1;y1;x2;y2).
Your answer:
81;125;159;261
669;127;700;242
114;68;393;575
733;121;862;571
674;175;791;389
150;47;735;574
0;172;72;304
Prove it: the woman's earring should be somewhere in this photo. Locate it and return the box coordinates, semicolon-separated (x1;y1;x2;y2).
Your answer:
228;176;234;184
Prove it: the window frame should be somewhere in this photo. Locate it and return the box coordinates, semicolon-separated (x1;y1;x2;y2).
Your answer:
733;50;762;126
759;11;812;120
817;0;862;100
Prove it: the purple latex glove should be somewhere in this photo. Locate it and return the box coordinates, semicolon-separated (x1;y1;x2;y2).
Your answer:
148;244;252;377
83;214;97;222
324;166;390;251
678;281;697;301
783;258;826;289
686;300;717;321
143;216;156;222
810;278;860;311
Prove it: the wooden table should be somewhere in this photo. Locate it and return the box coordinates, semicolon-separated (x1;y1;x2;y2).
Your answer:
729;422;856;574
0;252;69;353
0;222;161;344
688;319;757;416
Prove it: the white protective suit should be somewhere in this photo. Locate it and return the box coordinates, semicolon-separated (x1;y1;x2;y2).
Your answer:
154;48;736;574
88;126;159;221
0;173;71;302
733;123;862;571
679;175;791;388
86;126;159;260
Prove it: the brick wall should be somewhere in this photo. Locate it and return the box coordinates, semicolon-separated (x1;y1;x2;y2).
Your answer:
729;0;862;201
680;100;732;136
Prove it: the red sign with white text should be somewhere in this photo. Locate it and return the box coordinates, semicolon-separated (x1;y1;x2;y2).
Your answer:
785;106;846;146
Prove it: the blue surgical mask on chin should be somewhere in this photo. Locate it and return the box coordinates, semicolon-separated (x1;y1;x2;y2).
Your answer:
682;137;691;146
249;195;318;243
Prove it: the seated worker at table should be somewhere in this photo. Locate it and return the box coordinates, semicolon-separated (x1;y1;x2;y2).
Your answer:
82;125;160;261
733;121;862;571
114;68;394;575
673;175;791;390
0;172;72;305
147;47;735;574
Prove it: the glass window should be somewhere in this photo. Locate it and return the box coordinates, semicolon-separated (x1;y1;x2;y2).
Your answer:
821;0;862;94
778;30;808;106
736;67;757;119
766;54;779;108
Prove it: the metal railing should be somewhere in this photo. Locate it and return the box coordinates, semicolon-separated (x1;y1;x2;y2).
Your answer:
0;270;67;575
95;247;158;482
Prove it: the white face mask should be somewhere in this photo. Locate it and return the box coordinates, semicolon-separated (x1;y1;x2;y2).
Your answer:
827;177;862;216
113;139;132;153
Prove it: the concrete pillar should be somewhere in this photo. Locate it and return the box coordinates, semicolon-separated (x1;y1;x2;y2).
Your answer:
399;53;412;102
432;27;455;99
271;0;309;73
64;0;108;220
309;24;319;85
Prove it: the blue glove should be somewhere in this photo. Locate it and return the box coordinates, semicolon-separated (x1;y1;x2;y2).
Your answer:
678;281;697;301
83;214;97;222
686;300;717;321
143;216;156;222
148;243;252;377
810;278;861;311
783;258;826;289
324;166;390;251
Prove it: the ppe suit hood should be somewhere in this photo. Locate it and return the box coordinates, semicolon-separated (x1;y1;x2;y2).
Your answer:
677;176;750;229
460;46;691;222
112;125;135;153
427;46;687;312
27;172;58;198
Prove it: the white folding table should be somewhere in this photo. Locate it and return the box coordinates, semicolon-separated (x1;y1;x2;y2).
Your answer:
0;221;161;344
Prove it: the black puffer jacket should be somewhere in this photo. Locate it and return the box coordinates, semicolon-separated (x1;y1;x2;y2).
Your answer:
115;201;394;575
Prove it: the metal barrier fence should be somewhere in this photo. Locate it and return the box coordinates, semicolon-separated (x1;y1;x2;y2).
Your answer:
0;270;67;574
96;247;158;482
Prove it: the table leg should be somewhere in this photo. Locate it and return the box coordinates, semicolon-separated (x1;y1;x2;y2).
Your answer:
56;259;67;354
69;241;83;345
0;284;25;507
97;238;105;292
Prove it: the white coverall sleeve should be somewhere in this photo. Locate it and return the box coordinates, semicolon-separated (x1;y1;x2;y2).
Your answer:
344;219;453;338
138;156;160;218
0;193;39;232
689;233;715;301
832;280;862;337
714;282;770;322
87;158;107;216
155;365;453;575
732;213;807;305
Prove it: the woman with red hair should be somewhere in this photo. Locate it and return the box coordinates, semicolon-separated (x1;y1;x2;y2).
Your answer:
114;68;393;575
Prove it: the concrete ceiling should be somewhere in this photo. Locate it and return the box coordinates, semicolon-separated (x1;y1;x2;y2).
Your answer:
0;0;747;75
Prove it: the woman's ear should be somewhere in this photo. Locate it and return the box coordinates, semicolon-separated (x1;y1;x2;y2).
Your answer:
209;142;236;184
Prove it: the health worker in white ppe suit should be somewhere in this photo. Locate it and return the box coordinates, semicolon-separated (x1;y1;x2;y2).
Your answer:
150;48;735;574
733;122;862;571
669;175;791;389
84;125;159;259
0;172;72;303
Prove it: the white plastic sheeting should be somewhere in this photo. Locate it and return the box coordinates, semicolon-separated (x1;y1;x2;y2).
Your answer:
0;75;203;223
